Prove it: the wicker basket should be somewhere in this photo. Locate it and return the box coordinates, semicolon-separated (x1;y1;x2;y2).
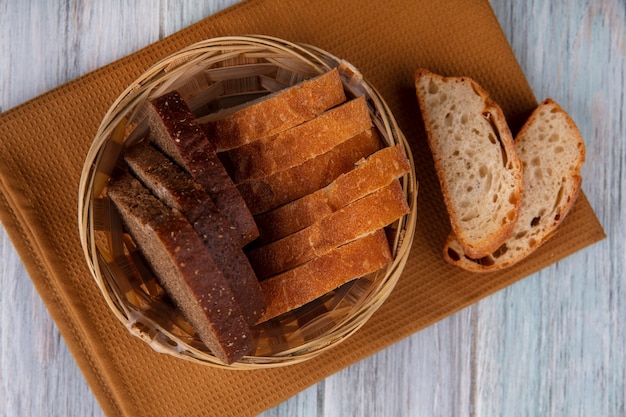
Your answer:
78;35;418;369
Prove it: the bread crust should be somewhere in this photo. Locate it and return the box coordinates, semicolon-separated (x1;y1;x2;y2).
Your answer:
257;229;392;323
224;97;372;182
107;174;253;363
247;180;409;279
443;98;585;271
237;127;382;214
124;142;266;325
147;91;258;245
414;69;523;258
253;144;411;244
199;68;347;151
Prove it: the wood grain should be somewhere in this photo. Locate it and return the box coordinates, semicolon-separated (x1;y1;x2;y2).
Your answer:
0;0;623;416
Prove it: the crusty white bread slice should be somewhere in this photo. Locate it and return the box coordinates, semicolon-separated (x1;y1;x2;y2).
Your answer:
224;96;372;183
147;91;258;245
257;229;392;323
247;180;409;279
198;68;346;151
443;98;586;271
123;142;266;326
237;127;382;214
254;144;411;244
107;173;253;364
414;69;523;258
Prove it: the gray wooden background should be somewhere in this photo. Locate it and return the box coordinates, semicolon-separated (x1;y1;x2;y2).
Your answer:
1;1;624;416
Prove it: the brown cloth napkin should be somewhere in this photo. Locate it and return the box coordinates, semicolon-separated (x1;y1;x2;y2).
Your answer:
0;0;605;416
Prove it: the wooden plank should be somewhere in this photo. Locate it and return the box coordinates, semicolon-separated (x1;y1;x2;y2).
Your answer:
472;2;625;417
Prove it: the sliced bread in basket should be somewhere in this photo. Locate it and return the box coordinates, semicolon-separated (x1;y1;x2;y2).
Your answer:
147;90;259;245
258;229;393;323
112;63;411;340
198;68;346;151
107;173;253;364
237;127;382;214
223;96;372;183
253;144;411;244
123;141;266;326
247;180;409;279
443;98;585;271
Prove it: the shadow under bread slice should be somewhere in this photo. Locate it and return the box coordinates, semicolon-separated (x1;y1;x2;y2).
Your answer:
106;173;252;364
147;90;258;245
123;141;266;326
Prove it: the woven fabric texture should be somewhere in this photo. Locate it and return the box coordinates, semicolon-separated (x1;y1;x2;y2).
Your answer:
0;0;605;416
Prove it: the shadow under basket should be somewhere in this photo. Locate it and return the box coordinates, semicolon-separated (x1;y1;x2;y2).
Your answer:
78;35;418;369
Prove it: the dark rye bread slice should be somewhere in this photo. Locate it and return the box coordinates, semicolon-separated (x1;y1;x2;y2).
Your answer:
106;173;253;364
443;99;586;271
123;142;266;325
147;90;258;245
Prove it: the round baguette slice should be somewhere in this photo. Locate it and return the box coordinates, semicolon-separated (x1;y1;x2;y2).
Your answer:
444;98;586;271
414;69;523;259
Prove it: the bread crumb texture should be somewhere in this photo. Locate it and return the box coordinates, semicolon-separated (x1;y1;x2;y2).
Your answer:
415;69;523;258
442;98;585;271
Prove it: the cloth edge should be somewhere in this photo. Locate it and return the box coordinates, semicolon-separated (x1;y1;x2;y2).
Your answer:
0;185;127;417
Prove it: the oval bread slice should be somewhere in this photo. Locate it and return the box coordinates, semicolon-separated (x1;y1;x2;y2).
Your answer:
414;69;523;259
443;99;586;271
